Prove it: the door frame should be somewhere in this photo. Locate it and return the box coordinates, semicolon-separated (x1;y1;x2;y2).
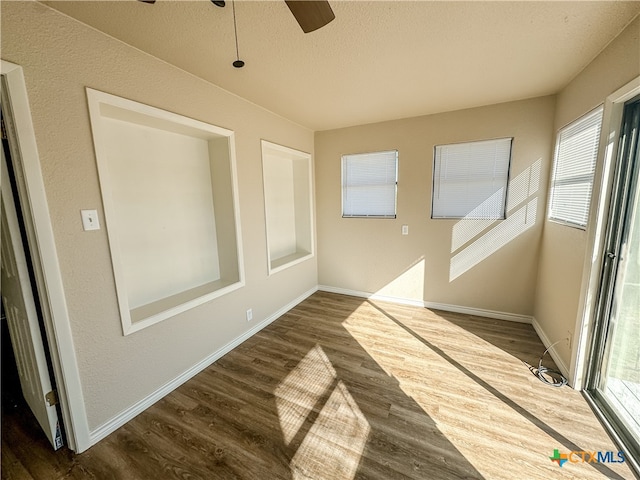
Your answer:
585;93;640;472
1;60;90;452
571;76;640;391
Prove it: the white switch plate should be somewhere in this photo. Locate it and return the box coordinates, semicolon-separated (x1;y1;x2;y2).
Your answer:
246;309;253;322
81;210;100;231
402;225;409;235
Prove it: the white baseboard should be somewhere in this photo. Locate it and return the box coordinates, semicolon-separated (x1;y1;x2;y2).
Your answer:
318;285;426;307
89;284;545;446
317;285;533;324
531;316;571;384
89;286;318;446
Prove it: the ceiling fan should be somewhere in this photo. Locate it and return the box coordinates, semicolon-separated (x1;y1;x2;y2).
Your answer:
138;0;335;34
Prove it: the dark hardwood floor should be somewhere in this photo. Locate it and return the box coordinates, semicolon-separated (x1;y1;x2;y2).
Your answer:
1;292;636;479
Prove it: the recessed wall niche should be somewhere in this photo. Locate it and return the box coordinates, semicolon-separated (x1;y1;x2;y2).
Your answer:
87;89;244;335
261;140;314;275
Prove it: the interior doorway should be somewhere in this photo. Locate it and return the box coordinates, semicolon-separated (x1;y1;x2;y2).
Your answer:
1;302;22;408
1;103;64;450
1;59;91;453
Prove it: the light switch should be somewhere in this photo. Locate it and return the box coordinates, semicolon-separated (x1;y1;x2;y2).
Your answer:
402;225;409;235
81;210;100;231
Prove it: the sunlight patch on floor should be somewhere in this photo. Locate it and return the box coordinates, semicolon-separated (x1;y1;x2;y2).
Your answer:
290;381;369;480
341;305;555;478
275;345;336;445
275;344;370;480
342;308;439;377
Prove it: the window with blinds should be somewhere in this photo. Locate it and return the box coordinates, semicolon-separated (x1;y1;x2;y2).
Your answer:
432;138;512;219
342;150;398;218
549;106;604;229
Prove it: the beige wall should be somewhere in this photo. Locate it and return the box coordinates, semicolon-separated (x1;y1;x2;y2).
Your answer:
4;0;637;439
316;96;556;316
533;16;640;370
1;2;316;430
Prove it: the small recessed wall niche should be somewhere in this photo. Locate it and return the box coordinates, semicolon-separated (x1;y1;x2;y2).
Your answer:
87;89;244;335
261;140;314;275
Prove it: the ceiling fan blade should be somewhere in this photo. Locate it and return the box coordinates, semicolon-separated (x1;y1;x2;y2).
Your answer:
138;0;156;3
285;1;335;33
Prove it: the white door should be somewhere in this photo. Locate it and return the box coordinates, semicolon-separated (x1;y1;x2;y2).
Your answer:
1;147;63;450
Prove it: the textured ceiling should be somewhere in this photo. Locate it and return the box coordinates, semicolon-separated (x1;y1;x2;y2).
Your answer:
42;1;640;131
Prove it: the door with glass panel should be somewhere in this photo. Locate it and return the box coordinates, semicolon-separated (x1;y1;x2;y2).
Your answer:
589;97;640;462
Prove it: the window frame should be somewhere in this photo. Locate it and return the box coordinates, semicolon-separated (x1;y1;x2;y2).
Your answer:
341;150;399;219
431;137;513;220
548;105;604;230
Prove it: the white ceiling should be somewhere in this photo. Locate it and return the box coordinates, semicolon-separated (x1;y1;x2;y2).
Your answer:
43;1;640;131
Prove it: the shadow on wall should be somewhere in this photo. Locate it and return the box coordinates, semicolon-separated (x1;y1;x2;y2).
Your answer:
368;158;543;302
374;256;426;301
450;158;542;281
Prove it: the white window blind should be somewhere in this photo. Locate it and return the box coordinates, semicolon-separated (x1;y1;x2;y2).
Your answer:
549;106;603;228
342;150;398;218
432;138;512;219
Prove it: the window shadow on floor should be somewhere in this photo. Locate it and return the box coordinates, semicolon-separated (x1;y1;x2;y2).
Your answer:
4;292;629;479
2;292;485;479
366;300;627;480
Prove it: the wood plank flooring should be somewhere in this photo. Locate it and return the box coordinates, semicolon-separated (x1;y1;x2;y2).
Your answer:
2;292;636;479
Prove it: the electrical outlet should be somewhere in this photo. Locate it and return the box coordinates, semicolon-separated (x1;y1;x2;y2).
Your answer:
246;309;253;322
566;331;572;349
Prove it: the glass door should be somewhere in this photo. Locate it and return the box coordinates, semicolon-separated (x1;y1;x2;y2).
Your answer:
588;97;640;464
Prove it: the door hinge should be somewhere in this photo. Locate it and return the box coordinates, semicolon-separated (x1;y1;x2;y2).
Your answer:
45;390;59;407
